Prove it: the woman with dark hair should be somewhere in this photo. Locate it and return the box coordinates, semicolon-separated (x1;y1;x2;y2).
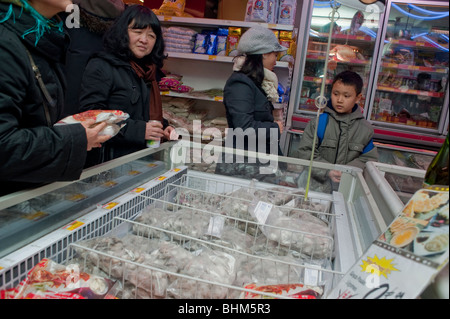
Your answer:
79;4;174;165
215;25;286;180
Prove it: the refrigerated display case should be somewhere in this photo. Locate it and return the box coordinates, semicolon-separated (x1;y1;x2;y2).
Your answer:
0;141;447;299
285;0;448;153
293;0;384;114
368;1;449;140
0;141;389;298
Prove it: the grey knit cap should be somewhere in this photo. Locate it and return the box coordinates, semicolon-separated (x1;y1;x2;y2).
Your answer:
237;25;286;55
74;0;125;18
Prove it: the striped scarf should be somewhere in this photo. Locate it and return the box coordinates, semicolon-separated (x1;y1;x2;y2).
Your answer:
0;0;63;45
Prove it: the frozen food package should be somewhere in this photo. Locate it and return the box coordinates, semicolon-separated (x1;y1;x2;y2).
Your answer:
0;258;117;299
57;110;129;137
277;0;296;25
240;283;323;299
250;0;269;22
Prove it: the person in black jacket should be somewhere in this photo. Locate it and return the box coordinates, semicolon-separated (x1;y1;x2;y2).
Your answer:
0;0;110;196
215;25;286;179
63;0;125;118
79;4;174;165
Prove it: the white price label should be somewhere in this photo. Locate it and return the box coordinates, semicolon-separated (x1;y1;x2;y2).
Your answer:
253;201;273;225
206;215;225;238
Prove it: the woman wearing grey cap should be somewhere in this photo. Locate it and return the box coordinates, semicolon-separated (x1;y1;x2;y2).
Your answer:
216;26;286;180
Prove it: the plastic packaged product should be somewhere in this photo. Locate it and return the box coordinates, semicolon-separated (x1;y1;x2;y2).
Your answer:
267;0;279;24
250;0;269;22
277;0;296;25
57;110;129;137
244;0;253;21
0;258;117;299
206;33;218;55
227;27;242;56
193;33;207;54
240;283;323;299
216;35;227;56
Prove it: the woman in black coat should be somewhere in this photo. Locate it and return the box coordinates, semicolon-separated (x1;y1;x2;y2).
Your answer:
0;0;110;196
79;5;174;165
216;26;286;179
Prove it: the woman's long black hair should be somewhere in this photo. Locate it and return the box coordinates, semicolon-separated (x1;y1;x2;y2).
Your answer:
103;5;167;68
239;54;265;87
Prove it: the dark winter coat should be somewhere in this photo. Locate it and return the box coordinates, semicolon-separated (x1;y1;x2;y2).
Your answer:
222;71;281;155
294;100;378;193
79;52;161;164
0;3;87;196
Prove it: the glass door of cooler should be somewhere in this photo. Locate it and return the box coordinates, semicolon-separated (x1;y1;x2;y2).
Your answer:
369;0;449;133
294;0;384;115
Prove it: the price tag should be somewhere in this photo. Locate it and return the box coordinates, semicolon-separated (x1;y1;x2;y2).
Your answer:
253;201;273;225
214;96;223;102
208;55;217;61
206;216;226;238
63;221;84;231
304;266;320;286
102;202;119;210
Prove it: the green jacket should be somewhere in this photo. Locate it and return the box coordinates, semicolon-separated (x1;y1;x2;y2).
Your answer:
294;101;378;191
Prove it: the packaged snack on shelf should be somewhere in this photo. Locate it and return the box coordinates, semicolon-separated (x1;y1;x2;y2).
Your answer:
244;0;253;21
250;0;270;22
277;0;296;25
0;258;118;299
278;39;296;63
193;33;208;54
153;0;191;17
227;28;242;56
267;0;279;24
57;110;129;137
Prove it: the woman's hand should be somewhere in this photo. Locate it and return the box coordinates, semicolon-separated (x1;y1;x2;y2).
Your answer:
328;170;342;183
81;119;111;151
145;120;164;140
163;125;178;140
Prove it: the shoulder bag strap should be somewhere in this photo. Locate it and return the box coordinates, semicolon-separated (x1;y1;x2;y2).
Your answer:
24;48;55;127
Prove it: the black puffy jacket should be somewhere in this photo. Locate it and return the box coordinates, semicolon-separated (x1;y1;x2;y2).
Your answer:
79;52;166;164
0;3;87;196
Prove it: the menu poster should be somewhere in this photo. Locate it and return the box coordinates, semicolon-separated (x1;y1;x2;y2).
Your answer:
327;189;449;299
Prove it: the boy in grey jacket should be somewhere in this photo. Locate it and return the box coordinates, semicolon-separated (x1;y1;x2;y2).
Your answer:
295;70;378;193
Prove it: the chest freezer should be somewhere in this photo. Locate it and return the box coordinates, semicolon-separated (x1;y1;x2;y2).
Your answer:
0;141;403;298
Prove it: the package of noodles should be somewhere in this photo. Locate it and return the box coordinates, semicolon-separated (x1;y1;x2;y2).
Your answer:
57;110;129;137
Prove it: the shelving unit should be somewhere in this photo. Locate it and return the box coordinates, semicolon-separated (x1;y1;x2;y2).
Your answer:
158;15;298;143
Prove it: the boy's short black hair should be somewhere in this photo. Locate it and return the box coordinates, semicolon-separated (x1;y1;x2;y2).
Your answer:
332;70;363;95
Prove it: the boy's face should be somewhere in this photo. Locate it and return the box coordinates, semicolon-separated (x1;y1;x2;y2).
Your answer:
331;80;362;114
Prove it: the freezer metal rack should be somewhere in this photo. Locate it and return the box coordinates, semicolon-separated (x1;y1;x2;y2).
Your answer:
63;172;346;298
68;216;344;299
147;173;336;261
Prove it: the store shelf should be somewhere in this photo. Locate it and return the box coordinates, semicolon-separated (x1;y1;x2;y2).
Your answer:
167;51;291;68
157;15;295;31
381;62;448;74
161;90;223;102
377;86;445;98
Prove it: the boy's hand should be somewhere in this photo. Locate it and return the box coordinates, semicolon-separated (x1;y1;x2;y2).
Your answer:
328;170;342;183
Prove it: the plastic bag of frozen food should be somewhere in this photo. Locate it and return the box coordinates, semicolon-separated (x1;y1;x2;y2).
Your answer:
248;199;333;258
240;283;323;299
1;258;117;299
57;110;129;137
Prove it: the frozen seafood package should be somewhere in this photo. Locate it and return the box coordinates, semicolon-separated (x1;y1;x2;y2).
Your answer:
0;258;117;299
57;110;129;137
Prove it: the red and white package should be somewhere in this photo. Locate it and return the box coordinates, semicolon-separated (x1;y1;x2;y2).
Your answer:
57;110;129;137
0;258;117;299
241;283;324;299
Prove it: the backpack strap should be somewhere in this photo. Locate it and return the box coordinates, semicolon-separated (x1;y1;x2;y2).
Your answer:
317;112;328;145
